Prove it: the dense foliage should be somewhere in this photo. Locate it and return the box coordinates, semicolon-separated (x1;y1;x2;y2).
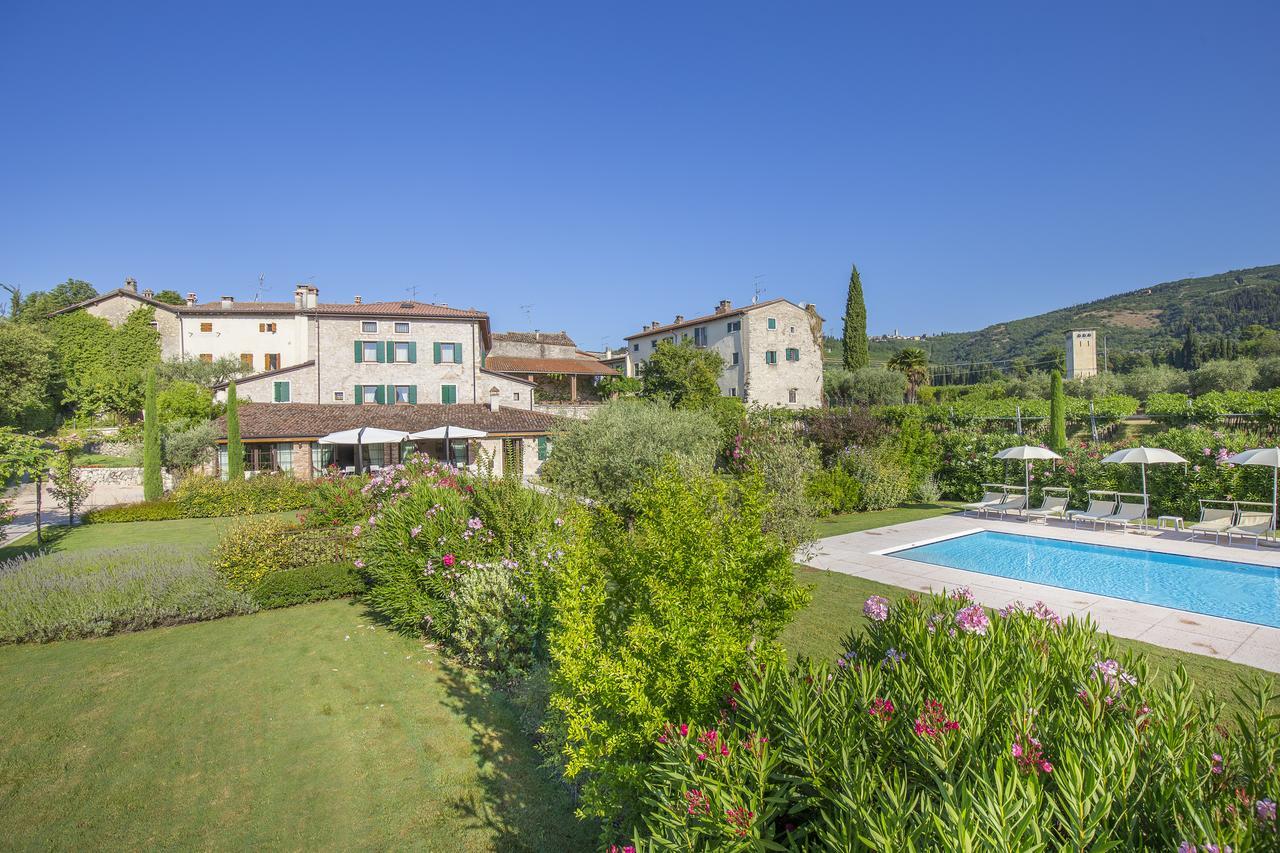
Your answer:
212;517;350;591
47;306;160;418
624;590;1279;851
640;340;726;409
248;562;366;609
0;322;60;430
842;262;869;372
84;473;313;522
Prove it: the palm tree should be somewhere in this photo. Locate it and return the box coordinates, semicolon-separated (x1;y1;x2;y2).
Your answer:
887;347;929;403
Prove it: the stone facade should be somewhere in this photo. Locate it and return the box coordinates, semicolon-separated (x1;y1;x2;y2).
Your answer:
85;293;183;359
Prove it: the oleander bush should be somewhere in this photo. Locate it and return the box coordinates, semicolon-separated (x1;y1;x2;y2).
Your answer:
623;590;1279;851
450;562;541;678
0;547;256;643
301;473;374;529
838;446;912;511
85;473;313;523
212;516;350;591
248;562;365;609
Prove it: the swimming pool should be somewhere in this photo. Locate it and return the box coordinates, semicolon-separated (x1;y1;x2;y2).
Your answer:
890;531;1280;628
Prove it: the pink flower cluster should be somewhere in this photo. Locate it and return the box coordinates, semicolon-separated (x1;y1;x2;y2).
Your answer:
684;788;710;816
913;699;959;738
1011;733;1053;774
1257;798;1277;822
868;698;895;721
724;806;754;837
997;600;1063;627
954;604;990;635
863;595;890;622
696;728;731;760
949;586;974;602
1179;844;1233;853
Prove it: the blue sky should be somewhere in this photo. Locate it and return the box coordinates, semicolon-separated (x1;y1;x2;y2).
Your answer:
2;1;1277;347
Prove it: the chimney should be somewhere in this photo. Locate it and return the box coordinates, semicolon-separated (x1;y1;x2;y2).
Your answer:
294;285;307;309
304;286;319;309
353;295;362;305
124;277;137;293
715;299;732;314
534;329;540;341
142;288;154;299
674;315;684;324
186;292;197;306
220;295;235;308
489;387;500;413
651;320;659;329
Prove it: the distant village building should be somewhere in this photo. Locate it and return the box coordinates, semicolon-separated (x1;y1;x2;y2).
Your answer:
485;330;618;404
1065;329;1098;379
622;297;824;409
870;328;928;343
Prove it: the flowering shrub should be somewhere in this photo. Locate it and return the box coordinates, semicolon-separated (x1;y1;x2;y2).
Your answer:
626;591;1279;850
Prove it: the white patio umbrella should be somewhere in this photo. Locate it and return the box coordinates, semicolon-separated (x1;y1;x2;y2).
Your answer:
1099;446;1188;507
1225;447;1280;532
318;427;411;474
993;445;1062;496
408;425;488;466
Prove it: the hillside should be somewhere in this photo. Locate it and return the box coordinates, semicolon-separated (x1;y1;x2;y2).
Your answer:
827;263;1280;369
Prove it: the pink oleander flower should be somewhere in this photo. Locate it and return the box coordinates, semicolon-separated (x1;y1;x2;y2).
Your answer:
868;698;895;721
955;604;990;635
724;806;754;838
913;699;958;738
696;752;708;762
1178;843;1196;853
353;558;364;568
1211;753;1224;775
684;789;710;816
678;723;689;737
949;586;974;602
1011;733;1051;775
863;595;890;622
442;553;456;567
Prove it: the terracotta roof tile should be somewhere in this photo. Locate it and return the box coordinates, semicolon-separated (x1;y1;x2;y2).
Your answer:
214;403;562;440
484;355;619;376
492;330;576;346
624;297;797;340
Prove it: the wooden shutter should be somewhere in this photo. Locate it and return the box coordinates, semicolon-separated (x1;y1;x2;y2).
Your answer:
441;385;456;404
407;342;417;363
354;340;363;363
433;342;442;364
375;341;386;363
355;385;364;404
374;385;386;404
537;436;548;460
408;385;418;404
453;344;462;364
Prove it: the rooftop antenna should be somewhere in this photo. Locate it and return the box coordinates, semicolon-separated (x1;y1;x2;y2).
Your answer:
405;284;419;301
252;273;265;302
752;275;766;304
519;304;534;326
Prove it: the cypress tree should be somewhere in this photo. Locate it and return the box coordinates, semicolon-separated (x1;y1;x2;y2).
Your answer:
225;381;244;481
1048;370;1067;453
841;263;869;372
142;370;163;500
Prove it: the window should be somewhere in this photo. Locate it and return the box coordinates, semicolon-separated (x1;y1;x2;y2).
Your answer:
265;353;281;370
767;318;777;330
513;391;521;401
693;327;707;347
358;384;381;404
333;390;346;402
199;322;213;333
632;343;639;351
434;342;461;364
727;320;740;332
259;322;277;333
240;353;253;369
362;321;378;333
448;439;471;466
394;321;410;334
362;341;380;362
788;389;798;404
650;341;658;350
729;387;737;397
393;385;414;404
789;326;796;334
785;348;799;362
198;353;213;363
731;352;740;366
273;381;290;403
392;341;413;363
537;436;550;460
220;442;293;480
441;384;458;405
765;350;778;365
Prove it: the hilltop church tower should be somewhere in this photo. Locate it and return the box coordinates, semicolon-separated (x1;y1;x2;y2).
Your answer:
1065;329;1098;379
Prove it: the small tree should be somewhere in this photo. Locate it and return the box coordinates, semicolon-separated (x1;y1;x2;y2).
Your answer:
1048;370;1067;453
887;347;929;403
640;340;725;409
0;429;55;544
225;381;244;480
48;437;93;526
841;263;869;371
142;371;163;500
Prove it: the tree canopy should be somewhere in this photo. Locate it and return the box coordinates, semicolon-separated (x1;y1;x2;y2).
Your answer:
640;339;725;409
0;322;60;430
842;263;869;371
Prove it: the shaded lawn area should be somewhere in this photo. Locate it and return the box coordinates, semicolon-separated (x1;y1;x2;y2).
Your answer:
814;501;965;538
0;512;299;560
783;565;1273;719
0;599;593;851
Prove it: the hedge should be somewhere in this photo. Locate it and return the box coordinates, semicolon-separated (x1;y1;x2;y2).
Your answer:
85;473;313;523
249;562;365;609
212;517;351;591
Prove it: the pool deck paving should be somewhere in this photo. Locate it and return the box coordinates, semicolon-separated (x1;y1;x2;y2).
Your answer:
805;512;1280;674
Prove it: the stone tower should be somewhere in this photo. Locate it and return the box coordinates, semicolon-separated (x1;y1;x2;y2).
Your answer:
1065;329;1098;379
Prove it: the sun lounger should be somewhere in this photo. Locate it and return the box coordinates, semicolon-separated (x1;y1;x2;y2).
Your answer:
987;493;1028;517
1067;495;1118;529
1024;493;1070;524
1226;510;1275;547
963;490;1006;516
1098;500;1149;532
1188;507;1235;544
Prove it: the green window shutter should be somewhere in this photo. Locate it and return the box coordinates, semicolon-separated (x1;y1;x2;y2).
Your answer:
481;349;487;368
354;340;363;363
386;339;394;362
375;341;385;363
355;385;364;405
441;385;456;405
537;436;548;460
407;342;417;363
408;385;418;404
433;342;442;364
374;385;386;405
453;343;462;364
273;381;289;402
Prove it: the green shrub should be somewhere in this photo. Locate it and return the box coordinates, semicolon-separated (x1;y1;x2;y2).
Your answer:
841;446;912;511
545;465;809;825
1190;358;1258;395
85;473;313;523
301;474;373;529
213;517;349;591
249;562;365;609
0;547;256;643
725;413;820;548
625;590;1279;851
83;500;190;522
805;466;863;515
824;366;906;406
1257;356;1280;391
450;562;540;678
1121;364;1187;400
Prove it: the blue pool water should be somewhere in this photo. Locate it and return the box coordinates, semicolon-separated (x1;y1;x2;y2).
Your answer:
891;531;1280;628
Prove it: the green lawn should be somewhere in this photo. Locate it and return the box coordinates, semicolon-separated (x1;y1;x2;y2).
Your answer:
0;512;298;561
814;501;965;538
782;565;1273;718
0;599;592;851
